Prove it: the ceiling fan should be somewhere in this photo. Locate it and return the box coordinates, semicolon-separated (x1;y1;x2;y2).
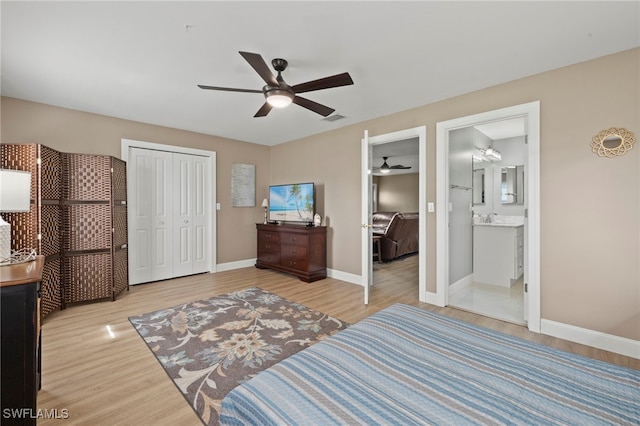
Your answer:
198;51;354;118
373;157;412;174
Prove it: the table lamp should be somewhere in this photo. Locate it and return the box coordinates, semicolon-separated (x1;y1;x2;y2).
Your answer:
261;198;269;224
0;169;32;265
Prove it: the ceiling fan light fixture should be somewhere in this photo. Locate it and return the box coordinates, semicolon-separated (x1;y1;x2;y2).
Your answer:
265;89;294;108
380;158;391;173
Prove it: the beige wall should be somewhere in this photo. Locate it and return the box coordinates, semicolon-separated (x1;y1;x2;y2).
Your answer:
375;173;419;212
0;98;271;264
2;48;638;340
272;48;639;341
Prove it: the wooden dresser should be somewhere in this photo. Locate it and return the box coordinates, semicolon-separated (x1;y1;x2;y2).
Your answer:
0;256;44;425
256;223;327;282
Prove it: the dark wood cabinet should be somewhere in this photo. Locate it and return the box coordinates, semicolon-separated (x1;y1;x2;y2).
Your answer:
0;256;44;425
256;223;326;282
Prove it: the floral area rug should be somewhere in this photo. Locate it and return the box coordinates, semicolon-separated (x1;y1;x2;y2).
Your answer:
128;287;348;425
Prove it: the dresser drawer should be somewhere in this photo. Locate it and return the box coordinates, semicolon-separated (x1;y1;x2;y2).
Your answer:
280;244;308;258
258;252;281;265
281;256;308;272
258;239;280;253
258;230;280;244
280;232;309;246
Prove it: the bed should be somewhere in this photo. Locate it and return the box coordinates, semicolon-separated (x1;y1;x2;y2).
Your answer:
220;304;640;425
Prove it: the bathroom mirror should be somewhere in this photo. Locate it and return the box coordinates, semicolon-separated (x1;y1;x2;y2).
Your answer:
473;168;485;205
501;165;524;204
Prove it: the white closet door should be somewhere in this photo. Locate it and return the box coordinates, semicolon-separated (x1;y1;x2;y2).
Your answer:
191;155;210;274
172;153;210;277
129;148;152;284
129;147;211;284
152;151;174;281
173;153;194;277
129;148;173;284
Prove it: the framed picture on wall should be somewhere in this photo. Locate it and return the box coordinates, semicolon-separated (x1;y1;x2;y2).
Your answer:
231;163;255;207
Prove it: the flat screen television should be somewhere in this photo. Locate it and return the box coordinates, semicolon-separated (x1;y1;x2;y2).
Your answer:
269;182;314;223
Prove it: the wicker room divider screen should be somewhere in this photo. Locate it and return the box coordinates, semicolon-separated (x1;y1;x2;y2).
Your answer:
1;144;63;317
0;144;129;317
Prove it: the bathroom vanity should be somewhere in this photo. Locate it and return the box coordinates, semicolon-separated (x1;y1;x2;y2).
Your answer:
473;222;524;287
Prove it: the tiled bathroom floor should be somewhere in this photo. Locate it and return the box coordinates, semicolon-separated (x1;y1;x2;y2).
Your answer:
449;278;525;325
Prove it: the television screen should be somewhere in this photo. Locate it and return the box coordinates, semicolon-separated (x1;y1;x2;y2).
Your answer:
269;182;314;223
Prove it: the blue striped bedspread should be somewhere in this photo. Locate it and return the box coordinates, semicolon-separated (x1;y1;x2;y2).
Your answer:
220;304;640;425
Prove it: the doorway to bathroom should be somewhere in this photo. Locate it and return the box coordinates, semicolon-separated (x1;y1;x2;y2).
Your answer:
435;102;541;332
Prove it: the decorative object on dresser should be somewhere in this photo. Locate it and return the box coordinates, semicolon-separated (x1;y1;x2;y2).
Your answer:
0;255;44;426
62;153;129;305
256;223;326;282
261;198;268;224
0;169;32;264
1;144;63;317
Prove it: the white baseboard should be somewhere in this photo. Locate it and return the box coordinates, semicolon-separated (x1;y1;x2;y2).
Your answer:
449;274;473;297
327;268;362;286
216;258;256;272
541;319;640;360
215;260;363;288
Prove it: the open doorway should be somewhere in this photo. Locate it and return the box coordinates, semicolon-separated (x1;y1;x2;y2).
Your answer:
371;139;420;299
447;118;527;325
361;126;427;305
435;102;540;332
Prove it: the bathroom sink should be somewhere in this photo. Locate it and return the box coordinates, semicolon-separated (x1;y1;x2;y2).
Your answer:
473;215;524;227
473;222;522;228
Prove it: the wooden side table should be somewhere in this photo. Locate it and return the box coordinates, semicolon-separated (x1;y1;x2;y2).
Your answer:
372;234;383;264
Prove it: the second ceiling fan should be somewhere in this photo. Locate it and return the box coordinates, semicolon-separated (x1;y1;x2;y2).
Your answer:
198;51;354;118
373;157;412;174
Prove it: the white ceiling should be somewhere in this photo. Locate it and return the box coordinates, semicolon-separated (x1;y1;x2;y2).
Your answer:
2;1;638;147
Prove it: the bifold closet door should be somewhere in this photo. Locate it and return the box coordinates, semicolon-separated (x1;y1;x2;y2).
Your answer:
129;148;210;285
129;148;173;284
173;153;210;278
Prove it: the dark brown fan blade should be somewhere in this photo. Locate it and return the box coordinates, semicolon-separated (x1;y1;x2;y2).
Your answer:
254;102;273;118
239;51;279;87
197;85;262;93
390;165;411;169
291;72;354;94
292;96;335;117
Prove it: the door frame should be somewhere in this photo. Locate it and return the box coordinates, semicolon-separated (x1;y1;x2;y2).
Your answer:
121;138;217;278
361;126;427;304
435;101;540;332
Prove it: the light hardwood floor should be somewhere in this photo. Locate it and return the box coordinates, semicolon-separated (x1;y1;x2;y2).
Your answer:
38;264;639;425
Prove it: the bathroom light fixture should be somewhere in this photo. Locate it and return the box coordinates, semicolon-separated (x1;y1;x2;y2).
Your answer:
265;89;294;108
484;148;502;161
